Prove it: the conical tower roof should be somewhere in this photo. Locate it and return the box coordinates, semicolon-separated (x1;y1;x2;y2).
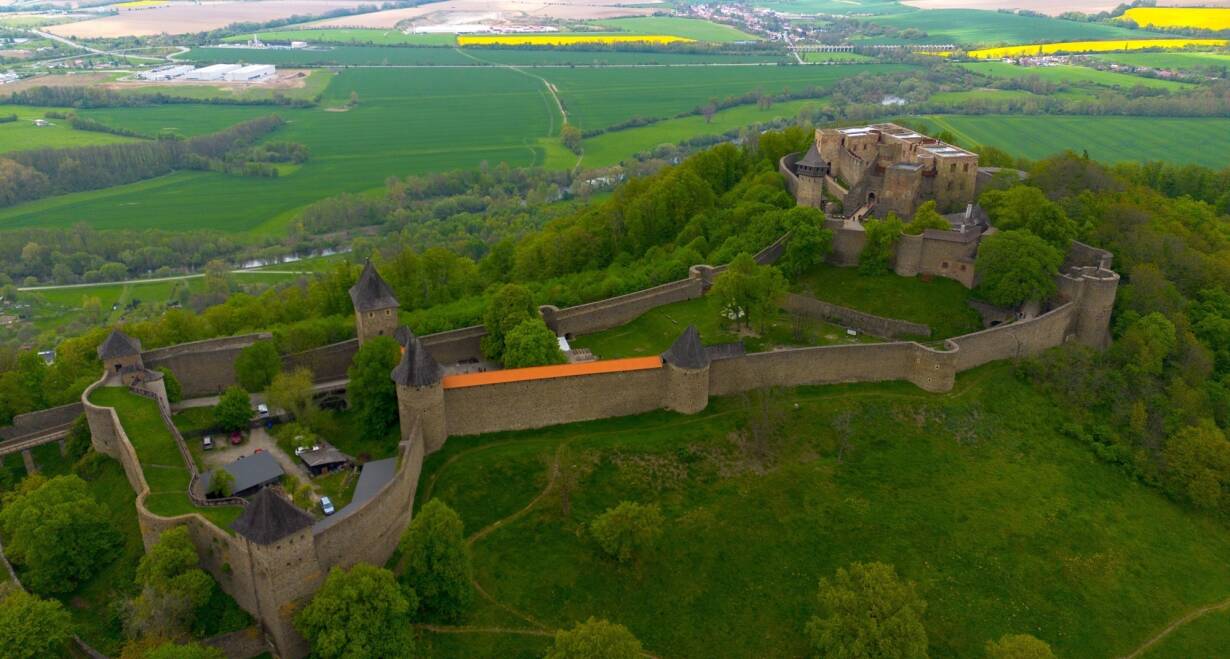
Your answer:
348;261;400;312
391;327;443;387
797;142;827;170
661;325;709;370
230;488;314;545
97;329;142;360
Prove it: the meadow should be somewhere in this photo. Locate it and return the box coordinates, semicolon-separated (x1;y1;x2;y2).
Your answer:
863;9;1163;46
959;61;1193;91
967;38;1229;59
418;365;1230;657
223;28;457;46
586;16;759;42
458;35;694;47
184;45;789;67
1122;7;1230;32
1091;50;1230;72
801;51;878;62
0;104;136;153
915;115;1230;168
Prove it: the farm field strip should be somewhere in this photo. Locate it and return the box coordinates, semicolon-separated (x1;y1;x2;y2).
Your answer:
959;61;1194;91
861;8;1167;46
915;114;1230;168
184;46;791;67
1122;7;1230;31
1090;51;1230;71
968;38;1229;59
0;104;138;153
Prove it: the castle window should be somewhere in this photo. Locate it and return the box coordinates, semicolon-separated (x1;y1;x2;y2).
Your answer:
950;163;956;171
963;163;969;172
385;309;391;316
941;261;950;269
368;312;374;319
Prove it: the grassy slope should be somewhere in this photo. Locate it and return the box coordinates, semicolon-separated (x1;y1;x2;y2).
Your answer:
0;104;136;154
915;115;1230;168
567;295;877;360
420;365;1230;658
1142;606;1230;658
589;17;759;42
794;264;981;338
88;386;242;529
864;9;1164;46
1091;50;1230;71
959;61;1193;91
547;63;909;130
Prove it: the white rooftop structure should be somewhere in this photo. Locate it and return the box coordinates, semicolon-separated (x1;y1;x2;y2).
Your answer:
224;64;275;82
185;63;242;81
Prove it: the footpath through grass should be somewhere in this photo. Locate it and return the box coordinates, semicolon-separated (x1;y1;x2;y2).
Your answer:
419;365;1230;657
794;264;981;338
89;386;242;529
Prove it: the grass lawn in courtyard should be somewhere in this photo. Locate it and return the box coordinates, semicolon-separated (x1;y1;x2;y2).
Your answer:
793;264;981;339
417;364;1230;657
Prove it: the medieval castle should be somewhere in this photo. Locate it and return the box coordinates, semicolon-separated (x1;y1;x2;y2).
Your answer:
66;126;1119;657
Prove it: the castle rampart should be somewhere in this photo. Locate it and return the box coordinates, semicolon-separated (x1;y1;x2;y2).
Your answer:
142;333;269;398
782;292;931;339
283;339;360;383
0;402;83;441
542;277;705;338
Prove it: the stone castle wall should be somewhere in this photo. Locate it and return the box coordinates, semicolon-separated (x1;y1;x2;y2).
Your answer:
283;339;359;383
143;333;269;398
420;324;487;364
949;302;1074;371
782;292;931;339
708;341;956;397
0;402;82;441
542;278;705;338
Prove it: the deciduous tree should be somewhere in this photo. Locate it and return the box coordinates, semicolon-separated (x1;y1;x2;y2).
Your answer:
806;561;928;659
859;215;904;275
503;318;565;369
347;336;400;439
267;367;316;423
547;617;643;659
903;201;949;235
294;563;416;659
980;185;1076;248
397;499;473;621
590;501;664;565
157;366;182;403
974;230;1062;308
481;284;538;362
212;386;253;433
0;583;73;659
710;253;787;332
777;207;833;279
234;340;281;392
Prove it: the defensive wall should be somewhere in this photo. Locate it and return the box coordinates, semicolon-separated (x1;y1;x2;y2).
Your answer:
782;292;931;339
142;333;269;398
0;401;82;441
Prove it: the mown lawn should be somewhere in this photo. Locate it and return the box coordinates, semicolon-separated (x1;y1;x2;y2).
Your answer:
793;264;981;339
567;295;877;360
89;386;243;529
418;365;1230;657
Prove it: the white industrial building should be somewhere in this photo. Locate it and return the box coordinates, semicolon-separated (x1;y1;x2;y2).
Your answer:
136;64;194;81
223;64;275;82
184;63;243;81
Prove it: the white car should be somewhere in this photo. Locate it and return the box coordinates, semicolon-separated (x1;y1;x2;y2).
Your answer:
320;496;335;516
257;403;270;417
202;435;214;451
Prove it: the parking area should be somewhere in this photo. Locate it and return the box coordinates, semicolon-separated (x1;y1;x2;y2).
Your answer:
200;426;316;494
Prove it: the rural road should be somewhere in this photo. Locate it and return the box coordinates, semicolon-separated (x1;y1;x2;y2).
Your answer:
17;269;313;292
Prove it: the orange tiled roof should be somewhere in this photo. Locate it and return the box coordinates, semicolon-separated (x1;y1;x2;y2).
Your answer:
442;356;662;389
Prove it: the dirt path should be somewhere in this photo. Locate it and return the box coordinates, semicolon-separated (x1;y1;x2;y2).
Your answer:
1119;596;1230;659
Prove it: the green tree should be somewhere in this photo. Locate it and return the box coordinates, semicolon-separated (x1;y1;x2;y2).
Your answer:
903;201;950;235
589;501;664;565
859;215;905;275
985;633;1055;659
974;230;1062;308
212;386;253;433
805;561;928;659
980;185;1076;248
347;335;401;440
778;207;834;279
1162;421;1230;511
64;413;93;462
143;642;225;659
294;563;416;659
561;123;583;155
0;583;73;659
207;468;235;498
397;499;473;621
710;253;787;332
547;617;643;659
267;367;316;423
234;340;281;392
157;366;182;403
481;283;538;362
0;474;121;595
128;526;215;639
503;318;565;369
1113;312;1176;377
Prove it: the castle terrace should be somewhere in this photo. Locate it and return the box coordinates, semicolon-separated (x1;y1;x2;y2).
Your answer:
440;356;663;389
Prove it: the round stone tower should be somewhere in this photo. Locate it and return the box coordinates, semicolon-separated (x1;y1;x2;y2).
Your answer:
391;326;448;453
661;325;711;415
794;142;829;210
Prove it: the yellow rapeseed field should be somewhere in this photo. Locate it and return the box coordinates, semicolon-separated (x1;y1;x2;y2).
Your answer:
458;34;695;47
115;0;167;7
968;38;1229;59
1123;7;1230;31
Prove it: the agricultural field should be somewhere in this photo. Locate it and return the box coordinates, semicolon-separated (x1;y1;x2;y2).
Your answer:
113;69;334;102
223;28;458;46
959;61;1194;91
548;63;909;130
967;38;1229;59
44;0;374;38
459;35;695;47
587;16;760;42
184;45;474;66
915;114;1230;168
0;104;137;153
801;51;878;63
748;0;905;16
862;9;1164;46
463;48;790;66
1122;7;1230;31
1090;50;1230;72
419;365;1230;657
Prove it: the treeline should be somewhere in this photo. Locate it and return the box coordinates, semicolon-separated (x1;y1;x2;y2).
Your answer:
4;85;313;109
0;115;285;208
67;114;151;138
1018;152;1230;519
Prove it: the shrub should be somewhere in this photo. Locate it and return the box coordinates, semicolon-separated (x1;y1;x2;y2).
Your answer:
590;501;664;565
806;561;927;659
397;499;473;621
547;617;643;659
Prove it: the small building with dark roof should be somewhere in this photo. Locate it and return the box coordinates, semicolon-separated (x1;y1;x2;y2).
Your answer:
98;329;143;375
298;443;352;476
349;261;400;343
661;325;709;370
230;487;315;545
207;451;284;498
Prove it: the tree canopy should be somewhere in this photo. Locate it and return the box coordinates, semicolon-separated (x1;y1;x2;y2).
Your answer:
903;201;950;236
777;206;833;279
503;318;566;369
546;617;644;659
294;563;416;659
0;474;121;595
267;367;316;423
710;253;787;332
980;185;1076;249
234;340;282;392
974;230;1063;308
859;215;904;275
985;633;1056;659
127;526;216;639
481;283;539;363
347;335;401;440
0;583;73;659
397;499;473;622
805;561;928;659
589;501;664;565
212;385;253;433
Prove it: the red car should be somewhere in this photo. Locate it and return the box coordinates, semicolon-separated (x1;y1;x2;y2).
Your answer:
230;431;243;445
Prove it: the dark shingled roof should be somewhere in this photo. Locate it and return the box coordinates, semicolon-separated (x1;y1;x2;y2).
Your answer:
391;327;443;387
231;487;314;545
661;325;709;370
97;330;141;360
348;261;400;312
798;142;826;168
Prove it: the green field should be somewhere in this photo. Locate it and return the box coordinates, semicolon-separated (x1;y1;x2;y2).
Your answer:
419;365;1230;657
960;61;1193;91
862;9;1166;47
1091;50;1230;72
801;51;877;63
77;103;297;137
549;63;907;130
794;264;981;339
577;98;826;169
1142;606;1230;658
225;28;456;46
461;48;789;66
183;45;473;67
588;17;759;42
750;0;904;16
0;104;137;154
916;115;1230;169
88;386;243;529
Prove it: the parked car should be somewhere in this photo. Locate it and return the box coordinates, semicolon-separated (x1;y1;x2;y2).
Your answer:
202;435;213;451
257;403;269;417
229;431;242;445
253;448;264;454
320;496;335;516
